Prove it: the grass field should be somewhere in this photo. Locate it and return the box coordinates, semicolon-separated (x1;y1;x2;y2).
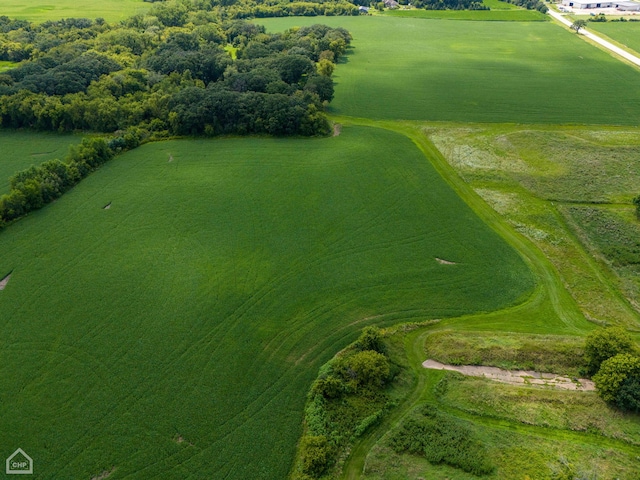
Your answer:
0;126;533;478
383;8;546;21
587;21;640;55
349;327;640;480
427;124;640;328
4;7;640;479
0;130;79;194
0;0;149;23
258;16;640;125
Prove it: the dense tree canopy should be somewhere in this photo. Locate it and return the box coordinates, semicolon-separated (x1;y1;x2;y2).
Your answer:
0;5;351;138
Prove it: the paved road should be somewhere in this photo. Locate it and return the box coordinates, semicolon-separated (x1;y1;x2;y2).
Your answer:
548;8;640;67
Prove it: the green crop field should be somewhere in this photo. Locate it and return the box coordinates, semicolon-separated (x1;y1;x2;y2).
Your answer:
4;4;640;478
0;130;79;194
0;0;149;23
258;16;640;125
0;126;533;478
588;21;640;54
383;8;546;21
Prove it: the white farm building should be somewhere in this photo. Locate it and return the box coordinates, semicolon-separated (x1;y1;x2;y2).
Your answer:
561;0;640;9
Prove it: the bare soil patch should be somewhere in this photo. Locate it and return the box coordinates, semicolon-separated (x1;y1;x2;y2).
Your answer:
333;124;342;137
435;257;457;265
0;272;12;291
91;467;116;480
423;359;595;391
168;154;174;162
103;202;111;210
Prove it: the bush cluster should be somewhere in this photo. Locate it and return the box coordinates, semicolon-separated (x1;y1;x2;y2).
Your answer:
389;405;494;476
501;0;547;12
412;0;489;10
294;327;394;479
586;327;640;412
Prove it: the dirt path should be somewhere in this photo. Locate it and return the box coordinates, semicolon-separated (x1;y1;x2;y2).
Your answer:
423;359;595;390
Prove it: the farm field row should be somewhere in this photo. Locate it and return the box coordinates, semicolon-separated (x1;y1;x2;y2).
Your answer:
587;21;640;55
258;16;640;125
2;9;640;480
0;126;533;478
0;0;149;23
382;8;547;21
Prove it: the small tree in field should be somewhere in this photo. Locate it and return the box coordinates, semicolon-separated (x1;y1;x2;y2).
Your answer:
571;20;587;33
584;327;636;375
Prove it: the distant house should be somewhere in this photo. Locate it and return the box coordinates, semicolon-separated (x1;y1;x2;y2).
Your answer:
358;5;370;13
384;0;400;8
561;0;640;9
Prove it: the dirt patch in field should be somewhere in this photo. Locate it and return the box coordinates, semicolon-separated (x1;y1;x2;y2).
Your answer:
435;258;457;265
103;202;111;210
333;124;342;137
91;467;116;480
0;272;12;290
174;434;193;446
168;154;173;162
423;359;595;391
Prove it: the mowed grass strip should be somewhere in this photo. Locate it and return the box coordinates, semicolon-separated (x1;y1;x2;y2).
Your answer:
258;17;640;125
0;126;533;479
0;0;149;22
588;21;640;55
383;8;546;21
0;130;80;194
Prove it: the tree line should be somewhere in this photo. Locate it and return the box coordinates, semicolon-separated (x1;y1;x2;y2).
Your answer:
0;2;352;227
0;134;140;227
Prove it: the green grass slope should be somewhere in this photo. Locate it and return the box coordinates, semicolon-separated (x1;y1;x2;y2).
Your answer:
258;17;640;125
0;0;149;23
0;126;533;479
0;130;80;194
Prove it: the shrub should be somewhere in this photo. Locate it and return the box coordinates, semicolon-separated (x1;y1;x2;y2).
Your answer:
584;327;636;376
335;350;390;390
354;326;385;353
311;375;344;399
389;406;494;476
299;435;333;478
614;374;640;412
593;353;640;403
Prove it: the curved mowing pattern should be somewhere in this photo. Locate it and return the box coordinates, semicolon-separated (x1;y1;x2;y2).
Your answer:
0;127;533;478
258;17;640;125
